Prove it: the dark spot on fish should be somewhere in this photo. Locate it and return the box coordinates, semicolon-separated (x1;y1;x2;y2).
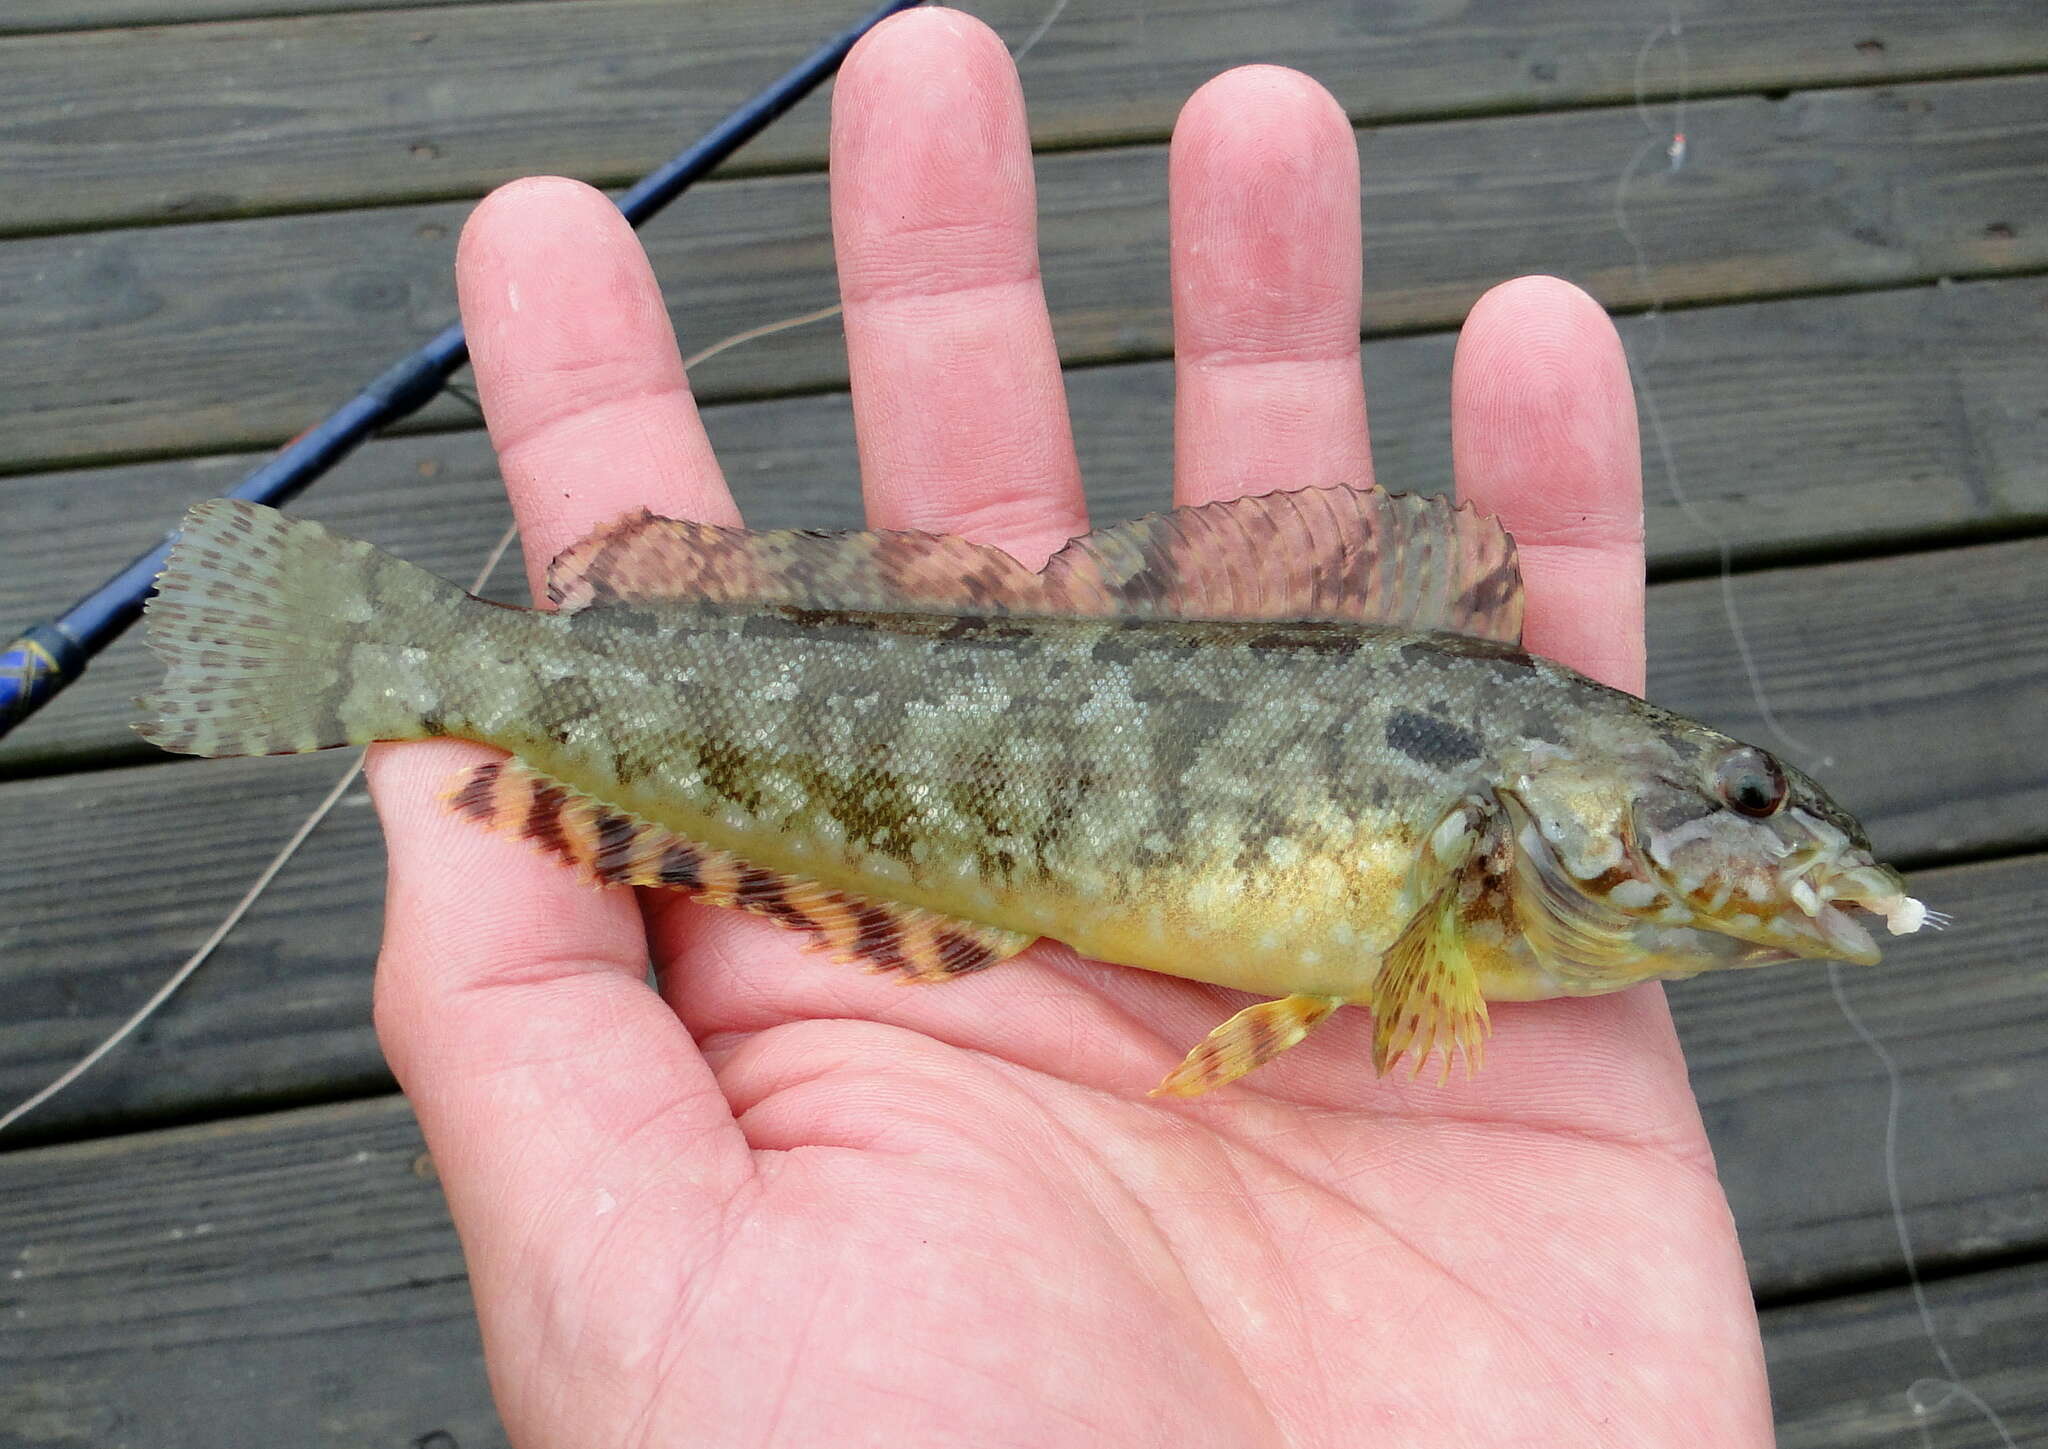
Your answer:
953;564;1021;608
1656;727;1703;762
932;930;994;974
696;738;768;818
937;616;1036;650
1453;568;1521;626
1089;620;1151;668
591;808;636;871
778;606;894;636
1386;709;1483;770
1128;687;1238;743
602;608;670;637
739;611;800;641
1242;627;1364;657
1519;709;1569;747
450;760;501;819
523;781;572;862
945;746;1013;843
1026;769;1097;876
851;904;912;973
1231;799;1302;871
736;867;811;928
416;710;446;737
1401;635;1535;667
582;531;633;599
656;844;701;889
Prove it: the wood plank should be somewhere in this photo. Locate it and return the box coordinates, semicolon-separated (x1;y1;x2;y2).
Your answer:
1673;851;2048;1299
6;1;2045;232
4;1094;2044;1446
1648;541;2048;862
3;558;2046;1293
2;1;508;38
8;273;2047;774
1768;1262;2048;1448
0;1098;499;1449
2;72;2043;475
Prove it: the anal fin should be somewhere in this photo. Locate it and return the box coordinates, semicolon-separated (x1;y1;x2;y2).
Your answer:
446;757;1034;981
1151;994;1344;1097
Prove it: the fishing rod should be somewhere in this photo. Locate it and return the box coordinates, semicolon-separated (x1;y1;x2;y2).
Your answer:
0;0;924;743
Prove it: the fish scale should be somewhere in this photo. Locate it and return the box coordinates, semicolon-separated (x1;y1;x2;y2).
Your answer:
138;486;1931;1095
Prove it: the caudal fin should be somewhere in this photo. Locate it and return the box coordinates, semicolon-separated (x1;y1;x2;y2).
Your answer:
137;499;470;757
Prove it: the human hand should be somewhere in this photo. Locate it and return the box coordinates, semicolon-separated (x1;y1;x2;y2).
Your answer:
366;10;1769;1446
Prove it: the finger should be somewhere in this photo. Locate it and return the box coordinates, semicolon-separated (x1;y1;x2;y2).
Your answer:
366;179;754;1287
457;174;739;600
1451;276;1644;693
368;739;751;1185
1170;66;1369;506
831;8;1084;561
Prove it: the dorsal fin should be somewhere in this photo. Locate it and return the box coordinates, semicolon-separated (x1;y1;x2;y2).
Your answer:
1040;488;1522;641
546;486;1522;642
546;512;1040;613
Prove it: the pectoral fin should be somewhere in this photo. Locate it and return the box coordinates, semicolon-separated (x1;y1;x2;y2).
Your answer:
1151;994;1345;1097
1372;902;1491;1081
1372;797;1499;1080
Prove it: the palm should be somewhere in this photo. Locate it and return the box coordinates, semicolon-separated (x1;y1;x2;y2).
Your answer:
472;920;1761;1445
366;12;1769;1447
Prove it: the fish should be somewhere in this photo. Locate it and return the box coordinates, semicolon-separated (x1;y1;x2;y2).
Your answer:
136;486;1936;1095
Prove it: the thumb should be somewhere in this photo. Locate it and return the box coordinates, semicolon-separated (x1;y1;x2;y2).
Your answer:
367;738;755;1366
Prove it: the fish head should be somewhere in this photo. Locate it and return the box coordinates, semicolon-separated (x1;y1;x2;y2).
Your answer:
1496;721;1933;987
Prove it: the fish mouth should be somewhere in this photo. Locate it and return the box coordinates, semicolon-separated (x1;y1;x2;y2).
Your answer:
1755;850;1934;967
1636;806;1938;968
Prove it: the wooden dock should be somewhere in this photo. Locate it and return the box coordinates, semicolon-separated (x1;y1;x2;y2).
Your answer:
3;2;2045;1442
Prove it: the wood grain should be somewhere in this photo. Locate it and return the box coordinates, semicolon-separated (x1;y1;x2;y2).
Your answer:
1768;1261;2048;1448
0;1098;498;1449
6;0;2043;1434
1648;540;2048;863
1;0;513;38
3;1091;2043;1446
2;630;2044;1294
7;273;2047;774
6;0;2044;230
2;73;2042;475
1672;852;2048;1299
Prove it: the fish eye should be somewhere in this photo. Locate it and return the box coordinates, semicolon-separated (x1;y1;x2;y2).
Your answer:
1714;746;1787;818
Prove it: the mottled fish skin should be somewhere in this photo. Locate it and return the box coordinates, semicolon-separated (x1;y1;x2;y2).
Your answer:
386;598;1640;1002
139;494;1931;1088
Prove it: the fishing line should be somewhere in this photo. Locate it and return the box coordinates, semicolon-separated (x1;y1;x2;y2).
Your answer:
1613;13;1826;767
1007;0;1071;63
1825;959;2019;1449
0;524;522;1139
0;0;1079;1140
652;0;1077;373
1617;15;2009;1443
0;315;844;1139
